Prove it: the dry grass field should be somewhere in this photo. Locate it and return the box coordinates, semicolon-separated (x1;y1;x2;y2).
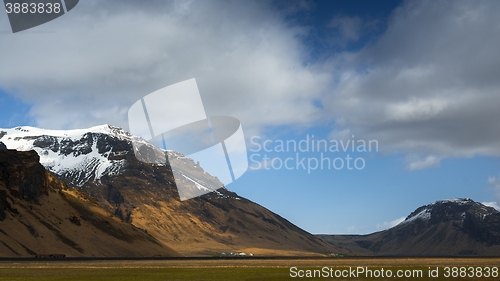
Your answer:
0;257;499;280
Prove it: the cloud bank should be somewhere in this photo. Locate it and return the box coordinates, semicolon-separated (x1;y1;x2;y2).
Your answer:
375;216;405;231
323;0;500;169
0;0;330;134
1;0;500;173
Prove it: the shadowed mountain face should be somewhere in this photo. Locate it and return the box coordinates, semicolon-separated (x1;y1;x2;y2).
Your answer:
318;199;500;256
0;148;181;257
0;126;337;256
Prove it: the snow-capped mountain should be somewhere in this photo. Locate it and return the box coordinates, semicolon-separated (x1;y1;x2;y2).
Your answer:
0;125;336;256
1;125;139;186
0;147;180;257
399;198;498;227
319;198;500;256
0;125;222;195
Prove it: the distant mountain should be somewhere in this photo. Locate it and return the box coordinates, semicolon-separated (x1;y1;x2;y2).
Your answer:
0;148;180;257
0;125;336;256
318;198;500;256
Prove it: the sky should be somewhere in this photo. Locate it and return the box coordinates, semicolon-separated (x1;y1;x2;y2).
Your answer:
1;0;500;234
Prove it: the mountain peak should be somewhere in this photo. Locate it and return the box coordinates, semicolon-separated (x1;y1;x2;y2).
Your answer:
320;197;500;256
2;124;132;140
0;124;144;186
89;124;134;139
1;125;337;257
0;124;222;195
401;198;498;226
432;198;473;205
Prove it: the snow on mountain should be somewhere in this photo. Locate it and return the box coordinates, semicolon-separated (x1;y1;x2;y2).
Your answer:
0;125;145;144
0;125;233;199
319;198;500;256
431;198;472;205
400;208;431;225
398;198;499;227
0;125;213;191
1;125;130;185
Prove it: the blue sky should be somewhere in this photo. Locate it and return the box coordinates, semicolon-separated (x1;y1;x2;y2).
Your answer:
0;89;34;127
1;0;500;234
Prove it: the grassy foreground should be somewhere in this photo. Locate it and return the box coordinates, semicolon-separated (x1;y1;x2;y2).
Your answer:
0;258;499;280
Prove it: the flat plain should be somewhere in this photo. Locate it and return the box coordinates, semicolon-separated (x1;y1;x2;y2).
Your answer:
0;257;499;280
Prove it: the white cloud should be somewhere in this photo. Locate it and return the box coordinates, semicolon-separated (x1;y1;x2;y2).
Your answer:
488;176;500;203
375;216;405;231
488;176;500;187
2;0;500;173
405;154;442;171
345;224;366;234
324;0;500;168
482;202;500;212
0;0;330;134
385;97;449;122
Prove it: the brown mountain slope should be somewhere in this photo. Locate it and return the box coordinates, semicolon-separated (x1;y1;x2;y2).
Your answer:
318;199;500;256
84;151;337;256
0;126;338;256
0;148;181;257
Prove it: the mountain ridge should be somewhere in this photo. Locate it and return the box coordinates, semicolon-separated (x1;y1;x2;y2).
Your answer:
0;147;181;257
1;125;337;256
318;198;500;256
